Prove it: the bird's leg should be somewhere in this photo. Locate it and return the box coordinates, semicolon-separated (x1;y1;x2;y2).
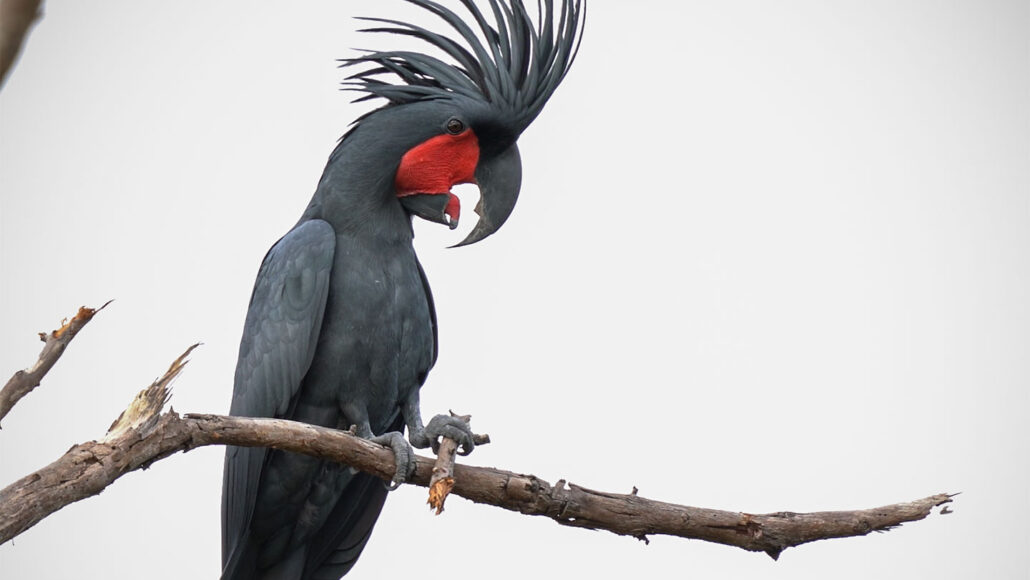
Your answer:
402;391;476;456
344;404;415;490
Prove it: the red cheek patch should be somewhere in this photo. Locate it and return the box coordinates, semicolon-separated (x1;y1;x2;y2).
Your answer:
395;129;480;197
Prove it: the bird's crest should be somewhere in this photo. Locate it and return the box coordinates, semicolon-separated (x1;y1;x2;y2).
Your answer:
343;0;585;134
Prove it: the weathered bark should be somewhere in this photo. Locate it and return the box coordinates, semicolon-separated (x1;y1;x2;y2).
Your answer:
0;317;955;560
0;302;108;426
0;352;955;557
427;412;474;514
0;0;43;89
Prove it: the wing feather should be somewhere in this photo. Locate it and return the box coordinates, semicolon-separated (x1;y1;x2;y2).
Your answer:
221;219;336;579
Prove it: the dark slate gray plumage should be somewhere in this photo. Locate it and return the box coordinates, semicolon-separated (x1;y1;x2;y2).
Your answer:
221;1;583;579
346;0;583;134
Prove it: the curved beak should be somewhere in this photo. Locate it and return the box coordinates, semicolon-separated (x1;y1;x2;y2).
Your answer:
398;192;460;230
451;143;522;248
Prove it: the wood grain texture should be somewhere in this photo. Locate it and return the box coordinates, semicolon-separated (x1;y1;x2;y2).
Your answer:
427;412;471;514
0;349;955;557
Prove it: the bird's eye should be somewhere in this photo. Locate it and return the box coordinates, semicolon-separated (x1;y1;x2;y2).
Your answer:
446;118;465;134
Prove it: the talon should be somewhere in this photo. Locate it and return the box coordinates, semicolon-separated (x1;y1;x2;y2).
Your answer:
370;431;416;489
419;413;477;456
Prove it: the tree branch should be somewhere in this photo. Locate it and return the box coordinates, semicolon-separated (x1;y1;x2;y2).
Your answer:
0;0;43;89
0;301;109;427
0;347;955;559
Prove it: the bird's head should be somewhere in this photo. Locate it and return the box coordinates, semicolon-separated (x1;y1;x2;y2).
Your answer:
341;0;584;246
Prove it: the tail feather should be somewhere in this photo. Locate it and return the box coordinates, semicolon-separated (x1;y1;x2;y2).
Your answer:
303;413;402;580
305;472;390;580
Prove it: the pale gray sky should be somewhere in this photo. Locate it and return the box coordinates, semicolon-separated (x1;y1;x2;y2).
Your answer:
1;1;1028;578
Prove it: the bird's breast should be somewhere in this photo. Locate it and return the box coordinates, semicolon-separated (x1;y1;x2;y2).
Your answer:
298;233;434;434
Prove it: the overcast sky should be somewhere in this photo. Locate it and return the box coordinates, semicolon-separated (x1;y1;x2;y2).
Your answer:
1;1;1028;578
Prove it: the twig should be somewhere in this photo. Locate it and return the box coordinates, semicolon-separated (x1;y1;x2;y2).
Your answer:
0;346;955;557
0;301;110;427
427;411;470;514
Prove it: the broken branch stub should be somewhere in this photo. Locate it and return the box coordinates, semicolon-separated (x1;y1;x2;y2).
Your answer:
427;412;470;515
0;339;954;561
0;301;111;427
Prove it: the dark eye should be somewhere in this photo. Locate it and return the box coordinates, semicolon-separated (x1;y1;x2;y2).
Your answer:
446;118;465;134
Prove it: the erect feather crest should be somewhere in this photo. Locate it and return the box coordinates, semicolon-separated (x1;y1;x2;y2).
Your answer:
341;0;585;134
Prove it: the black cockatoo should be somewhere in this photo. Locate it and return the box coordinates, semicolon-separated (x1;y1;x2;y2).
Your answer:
220;1;584;579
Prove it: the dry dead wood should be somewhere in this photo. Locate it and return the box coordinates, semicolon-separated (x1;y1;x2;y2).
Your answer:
427;412;483;514
0;349;955;558
0;302;109;426
0;317;955;561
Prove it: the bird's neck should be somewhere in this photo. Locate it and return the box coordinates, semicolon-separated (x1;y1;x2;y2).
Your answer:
300;174;414;246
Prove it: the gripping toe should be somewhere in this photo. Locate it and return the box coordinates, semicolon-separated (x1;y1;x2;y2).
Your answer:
369;431;415;488
423;414;476;455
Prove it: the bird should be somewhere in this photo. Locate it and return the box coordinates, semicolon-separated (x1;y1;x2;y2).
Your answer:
220;1;584;579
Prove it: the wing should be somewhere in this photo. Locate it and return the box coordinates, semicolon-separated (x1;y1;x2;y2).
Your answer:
415;255;439;372
221;219;336;578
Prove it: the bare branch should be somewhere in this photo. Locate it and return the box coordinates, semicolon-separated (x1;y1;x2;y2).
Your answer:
0;346;955;558
0;301;110;427
0;0;43;89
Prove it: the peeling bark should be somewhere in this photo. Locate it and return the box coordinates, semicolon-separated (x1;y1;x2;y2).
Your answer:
0;322;955;560
427;412;472;514
0;350;955;556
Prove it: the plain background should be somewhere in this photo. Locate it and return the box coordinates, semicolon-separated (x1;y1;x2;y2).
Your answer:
1;1;1028;578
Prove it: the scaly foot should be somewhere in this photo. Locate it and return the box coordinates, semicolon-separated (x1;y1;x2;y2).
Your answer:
409;414;476;456
369;431;416;490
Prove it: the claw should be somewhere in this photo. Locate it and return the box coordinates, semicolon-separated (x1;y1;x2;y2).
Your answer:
419;414;476;456
370;431;416;489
